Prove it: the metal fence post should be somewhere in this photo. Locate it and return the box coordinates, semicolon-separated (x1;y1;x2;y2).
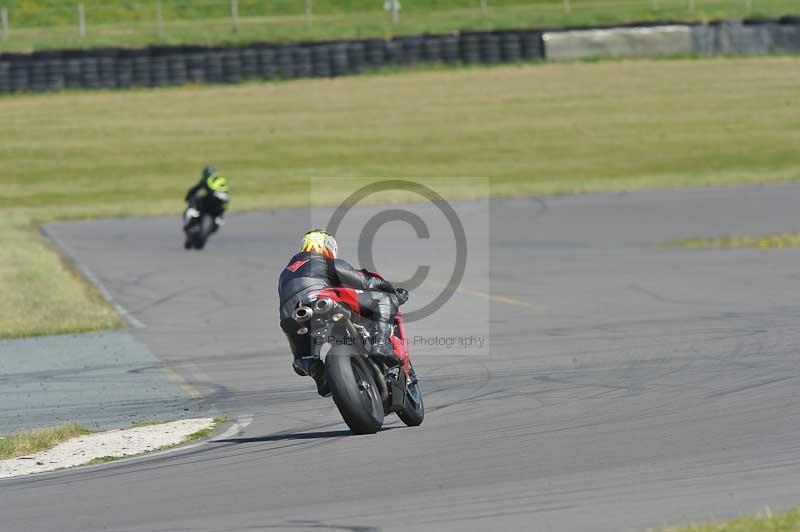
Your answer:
1;8;8;42
78;3;86;38
156;0;164;37
391;0;399;25
231;0;239;33
306;0;312;30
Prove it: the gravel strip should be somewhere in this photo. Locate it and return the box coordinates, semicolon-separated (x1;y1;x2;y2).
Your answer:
0;418;214;479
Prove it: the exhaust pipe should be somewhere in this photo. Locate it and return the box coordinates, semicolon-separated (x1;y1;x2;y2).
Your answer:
292;306;313;323
314;298;335;315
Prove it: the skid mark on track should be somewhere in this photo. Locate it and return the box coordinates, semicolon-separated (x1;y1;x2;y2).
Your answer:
161;366;203;399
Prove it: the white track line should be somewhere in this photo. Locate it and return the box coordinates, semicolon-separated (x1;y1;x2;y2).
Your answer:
211;415;253;441
40;226;146;329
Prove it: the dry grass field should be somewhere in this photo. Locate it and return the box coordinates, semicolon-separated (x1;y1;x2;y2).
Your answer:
3;56;800;337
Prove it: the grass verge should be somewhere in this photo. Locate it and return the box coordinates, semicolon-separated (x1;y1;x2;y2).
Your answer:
663;232;800;249
185;416;229;442
0;423;92;459
661;507;800;531
1;0;798;52
3;57;800;338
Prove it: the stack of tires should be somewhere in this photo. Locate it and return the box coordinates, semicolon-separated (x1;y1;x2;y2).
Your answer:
0;27;548;93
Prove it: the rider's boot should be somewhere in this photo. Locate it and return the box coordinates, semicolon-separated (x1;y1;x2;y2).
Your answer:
372;320;403;367
292;356;330;397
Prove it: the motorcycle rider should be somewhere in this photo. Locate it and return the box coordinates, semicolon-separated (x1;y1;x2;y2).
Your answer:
184;166;229;236
278;229;409;396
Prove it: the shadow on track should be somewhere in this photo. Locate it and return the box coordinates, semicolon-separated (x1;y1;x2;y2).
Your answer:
213;429;352;443
214;426;401;444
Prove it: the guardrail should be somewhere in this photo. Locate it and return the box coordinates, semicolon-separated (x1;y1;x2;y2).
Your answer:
0;17;798;94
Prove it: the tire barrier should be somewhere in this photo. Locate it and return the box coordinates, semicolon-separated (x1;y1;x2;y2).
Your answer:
500;32;523;63
346;42;367;74
460;34;482;64
222;50;242;84
277;46;295;79
0;61;10;93
258;47;278;80
294;47;313;78
330;43;350;77
364;39;387;69
398;35;424;65
423;36;443;63
692;20;800;55
205;52;224;84
240;48;259;80
311;45;331;78
0;20;796;94
480;33;502;64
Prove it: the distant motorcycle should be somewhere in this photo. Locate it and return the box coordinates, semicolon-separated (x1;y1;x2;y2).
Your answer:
291;288;424;434
182;203;214;250
182;191;226;250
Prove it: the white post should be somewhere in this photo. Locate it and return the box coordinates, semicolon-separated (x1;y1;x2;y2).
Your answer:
1;8;8;42
78;3;86;38
156;0;163;37
231;0;238;33
688;0;694;12
650;0;658;11
746;0;752;11
480;0;487;18
391;1;399;26
305;0;312;29
563;0;571;15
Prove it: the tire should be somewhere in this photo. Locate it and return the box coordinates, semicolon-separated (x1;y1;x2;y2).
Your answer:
326;346;384;434
197;214;213;249
187;214;210;250
397;370;424;427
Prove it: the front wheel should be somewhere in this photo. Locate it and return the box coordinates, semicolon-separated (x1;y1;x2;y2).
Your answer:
193;214;214;250
326;346;384;435
397;370;424;427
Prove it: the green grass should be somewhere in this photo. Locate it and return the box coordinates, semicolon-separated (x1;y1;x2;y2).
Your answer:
3;56;800;338
0;0;798;51
130;419;174;428
0;423;92;459
185;416;228;442
662;507;800;531
664;232;800;249
86;455;121;465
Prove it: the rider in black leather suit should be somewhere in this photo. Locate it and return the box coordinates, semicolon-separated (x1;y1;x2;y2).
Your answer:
278;230;408;395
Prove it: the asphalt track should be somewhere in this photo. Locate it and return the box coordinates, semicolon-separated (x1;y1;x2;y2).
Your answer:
3;184;800;531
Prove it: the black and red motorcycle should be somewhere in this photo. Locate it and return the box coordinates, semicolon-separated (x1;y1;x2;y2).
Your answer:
291;288;424;434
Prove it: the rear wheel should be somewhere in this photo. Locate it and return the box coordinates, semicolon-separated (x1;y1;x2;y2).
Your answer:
397;368;424;427
326;346;384;434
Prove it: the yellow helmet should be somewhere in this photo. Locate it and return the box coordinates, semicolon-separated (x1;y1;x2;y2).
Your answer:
207;174;228;193
299;230;338;259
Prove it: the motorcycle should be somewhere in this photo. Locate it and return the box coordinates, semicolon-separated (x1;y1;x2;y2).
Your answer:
291;288;424;434
182;193;225;250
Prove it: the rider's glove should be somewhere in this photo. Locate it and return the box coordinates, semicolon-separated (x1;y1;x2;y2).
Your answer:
395;288;409;306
